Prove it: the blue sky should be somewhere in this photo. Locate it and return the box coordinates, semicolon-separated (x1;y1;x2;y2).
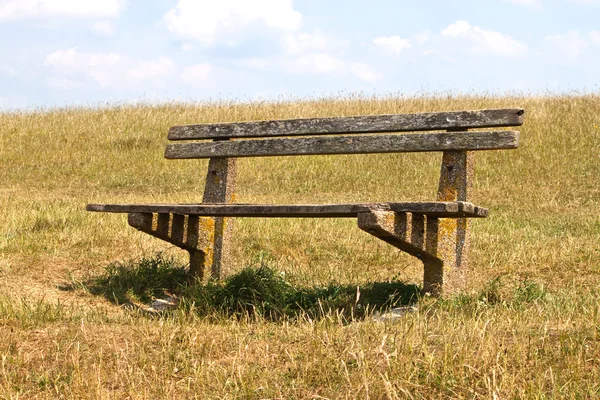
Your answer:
0;0;599;110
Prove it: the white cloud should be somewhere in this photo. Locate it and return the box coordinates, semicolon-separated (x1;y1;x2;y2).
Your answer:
241;53;380;83
91;21;116;37
348;63;381;83
283;32;345;54
568;0;600;4
0;0;125;20
292;54;346;74
44;48;121;67
373;36;411;56
238;57;271;70
441;20;527;57
415;32;430;45
129;57;175;81
589;31;600;43
44;48;122;87
503;0;542;8
542;31;589;63
44;48;176;88
164;0;302;45
1;65;18;76
442;21;472;37
46;77;83;90
290;54;381;82
236;26;377;82
181;63;212;86
181;43;195;52
0;95;27;110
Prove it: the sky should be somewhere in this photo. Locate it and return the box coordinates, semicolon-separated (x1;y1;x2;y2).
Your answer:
0;0;599;110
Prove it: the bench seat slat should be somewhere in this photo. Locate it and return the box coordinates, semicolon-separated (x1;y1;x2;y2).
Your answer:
164;130;519;159
168;108;524;140
86;202;488;218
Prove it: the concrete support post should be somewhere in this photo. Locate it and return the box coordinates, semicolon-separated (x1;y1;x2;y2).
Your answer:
358;146;474;297
358;209;444;297
434;149;474;294
198;156;237;280
127;156;236;283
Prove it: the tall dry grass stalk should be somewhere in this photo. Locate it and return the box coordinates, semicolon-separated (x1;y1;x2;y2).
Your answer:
0;93;599;398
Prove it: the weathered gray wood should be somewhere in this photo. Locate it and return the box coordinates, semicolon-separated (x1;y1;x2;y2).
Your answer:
411;214;425;248
199;156;237;280
423;217;443;297
357;210;440;264
168;108;524;140
164;130;519;159
157;213;170;236
86;201;488;218
88;107;524;294
171;214;185;243
357;210;446;297
186;215;199;247
432;148;475;295
127;212;197;251
127;212;153;231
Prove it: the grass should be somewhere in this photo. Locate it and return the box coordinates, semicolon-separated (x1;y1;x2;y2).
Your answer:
0;93;599;398
82;254;189;305
76;253;420;319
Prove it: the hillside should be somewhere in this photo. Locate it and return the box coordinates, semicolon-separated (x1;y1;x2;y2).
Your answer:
0;94;599;398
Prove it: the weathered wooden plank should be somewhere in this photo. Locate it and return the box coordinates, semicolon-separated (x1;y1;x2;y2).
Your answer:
86;201;488;218
423;217;443;296
411;214;425;248
473;207;487;217
357;210;439;265
433;149;474;295
200;156;237;280
168;108;524;140
186;215;199;247
171;214;185;242
157;213;170;236
127;212;195;251
127;212;153;231
164;130;519;159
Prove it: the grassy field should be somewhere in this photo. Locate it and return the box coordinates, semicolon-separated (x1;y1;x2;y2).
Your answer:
0;94;599;398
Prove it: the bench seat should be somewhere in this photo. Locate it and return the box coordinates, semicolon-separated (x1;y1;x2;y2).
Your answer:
86;201;488;218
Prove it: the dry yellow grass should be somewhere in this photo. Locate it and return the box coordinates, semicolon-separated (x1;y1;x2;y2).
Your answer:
0;93;599;398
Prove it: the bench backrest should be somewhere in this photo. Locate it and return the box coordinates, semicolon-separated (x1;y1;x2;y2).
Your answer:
164;108;523;159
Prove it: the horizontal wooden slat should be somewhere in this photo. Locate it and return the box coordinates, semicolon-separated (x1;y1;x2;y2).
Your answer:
164;130;519;159
86;202;488;218
168;108;524;140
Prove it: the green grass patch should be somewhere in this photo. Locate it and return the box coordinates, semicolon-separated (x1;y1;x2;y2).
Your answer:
81;254;550;321
85;253;189;305
435;275;550;316
83;253;420;320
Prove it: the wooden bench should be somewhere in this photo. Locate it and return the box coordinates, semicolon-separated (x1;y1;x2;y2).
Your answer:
87;108;523;296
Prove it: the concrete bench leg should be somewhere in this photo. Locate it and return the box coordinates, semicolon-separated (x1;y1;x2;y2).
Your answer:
127;211;227;283
358;210;444;296
126;156;237;282
358;150;474;296
201;156;237;280
127;212;204;280
435;149;474;294
188;250;206;279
